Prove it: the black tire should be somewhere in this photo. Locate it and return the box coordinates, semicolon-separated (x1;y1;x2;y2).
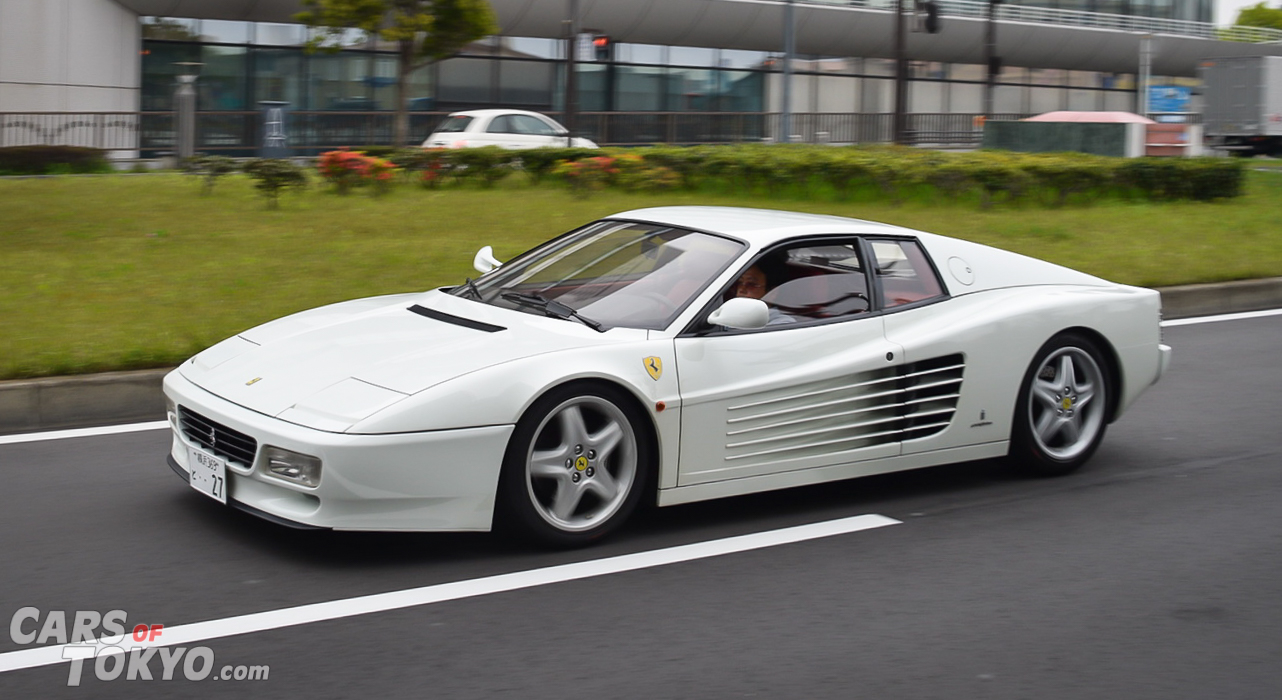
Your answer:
1008;332;1112;477
497;383;652;547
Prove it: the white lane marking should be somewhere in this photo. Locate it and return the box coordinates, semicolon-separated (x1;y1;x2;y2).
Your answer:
0;307;1276;447
0;420;169;446
0;514;900;674
1162;308;1282;327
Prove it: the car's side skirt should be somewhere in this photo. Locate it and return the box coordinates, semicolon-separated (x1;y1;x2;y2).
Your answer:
655;441;1008;507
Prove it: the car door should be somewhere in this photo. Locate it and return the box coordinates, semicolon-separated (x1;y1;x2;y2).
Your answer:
508;114;564;149
673;238;906;486
867;237;991;455
480;114;524;148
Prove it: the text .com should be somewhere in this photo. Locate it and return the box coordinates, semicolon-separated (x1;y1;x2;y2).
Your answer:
9;607;269;686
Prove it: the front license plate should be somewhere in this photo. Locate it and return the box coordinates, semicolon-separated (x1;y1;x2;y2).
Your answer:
188;447;228;504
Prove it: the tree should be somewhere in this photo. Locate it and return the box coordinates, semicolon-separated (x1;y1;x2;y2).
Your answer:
297;0;498;147
1235;2;1282;30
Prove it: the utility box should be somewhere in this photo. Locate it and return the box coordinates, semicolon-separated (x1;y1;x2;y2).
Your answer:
1199;56;1282;156
982;121;1145;157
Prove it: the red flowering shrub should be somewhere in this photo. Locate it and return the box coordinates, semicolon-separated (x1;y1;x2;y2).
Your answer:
318;148;400;195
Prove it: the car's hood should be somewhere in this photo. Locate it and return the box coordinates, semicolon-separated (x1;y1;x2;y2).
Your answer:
179;290;635;431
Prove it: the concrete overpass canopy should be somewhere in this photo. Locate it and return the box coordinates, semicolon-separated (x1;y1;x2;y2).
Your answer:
112;0;1282;77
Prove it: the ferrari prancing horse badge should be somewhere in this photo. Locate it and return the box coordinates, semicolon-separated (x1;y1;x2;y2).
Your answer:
643;356;663;381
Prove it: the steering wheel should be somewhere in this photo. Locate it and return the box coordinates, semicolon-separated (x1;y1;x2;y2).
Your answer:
637;292;680;315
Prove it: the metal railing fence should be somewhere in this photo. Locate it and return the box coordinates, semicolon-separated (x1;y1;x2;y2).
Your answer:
1;110;1201;154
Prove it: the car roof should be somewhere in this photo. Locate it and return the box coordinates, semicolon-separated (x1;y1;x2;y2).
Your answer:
606;206;918;248
446;109;550;120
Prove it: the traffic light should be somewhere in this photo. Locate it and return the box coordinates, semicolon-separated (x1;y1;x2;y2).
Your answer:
923;0;941;33
593;34;611;61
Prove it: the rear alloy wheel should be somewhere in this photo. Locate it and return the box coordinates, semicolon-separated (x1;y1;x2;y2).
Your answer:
499;384;650;547
1010;333;1111;476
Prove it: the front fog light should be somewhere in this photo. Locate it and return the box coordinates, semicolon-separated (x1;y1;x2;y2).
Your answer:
263;446;322;488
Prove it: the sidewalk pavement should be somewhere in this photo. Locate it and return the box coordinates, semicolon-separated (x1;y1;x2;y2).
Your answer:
2;278;1280;437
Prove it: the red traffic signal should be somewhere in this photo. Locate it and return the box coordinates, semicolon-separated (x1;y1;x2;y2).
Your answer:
593;35;611;61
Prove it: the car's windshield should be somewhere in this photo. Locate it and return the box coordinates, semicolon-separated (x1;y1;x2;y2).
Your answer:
453;221;745;330
434;115;473;133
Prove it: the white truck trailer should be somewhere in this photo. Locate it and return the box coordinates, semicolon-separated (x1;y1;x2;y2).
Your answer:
1199;56;1282;157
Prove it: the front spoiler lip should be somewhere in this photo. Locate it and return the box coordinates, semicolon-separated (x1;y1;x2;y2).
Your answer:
166;455;329;531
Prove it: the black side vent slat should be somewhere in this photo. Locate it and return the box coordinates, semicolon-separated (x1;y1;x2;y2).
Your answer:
724;353;965;465
178;407;258;467
893;354;964;441
408;305;505;333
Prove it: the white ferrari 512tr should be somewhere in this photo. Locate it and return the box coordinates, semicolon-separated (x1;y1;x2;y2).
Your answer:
164;207;1172;546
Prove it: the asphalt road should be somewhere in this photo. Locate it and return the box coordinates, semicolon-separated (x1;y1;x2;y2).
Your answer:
1;313;1280;699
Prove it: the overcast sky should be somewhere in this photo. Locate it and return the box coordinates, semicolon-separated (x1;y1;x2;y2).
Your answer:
1216;0;1278;25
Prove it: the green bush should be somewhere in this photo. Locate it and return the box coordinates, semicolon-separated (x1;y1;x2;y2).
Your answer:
1116;157;1244;201
612;145;1245;207
184;154;239;195
0;146;111;175
629;145;711;190
226;144;1248;208
352;145;399;158
448;146;515;187
516;147;601;183
242;158;308;208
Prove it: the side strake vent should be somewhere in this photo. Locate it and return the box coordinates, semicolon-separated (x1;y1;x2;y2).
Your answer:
724;354;964;465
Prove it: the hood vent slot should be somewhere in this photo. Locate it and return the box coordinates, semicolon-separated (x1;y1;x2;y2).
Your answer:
408;305;505;333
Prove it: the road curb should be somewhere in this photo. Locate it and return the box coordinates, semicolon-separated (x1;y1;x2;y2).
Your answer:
3;278;1281;437
1155;276;1282;320
0;367;170;435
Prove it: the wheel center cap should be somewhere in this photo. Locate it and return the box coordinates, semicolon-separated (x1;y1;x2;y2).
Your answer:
1061;397;1074;410
574;455;589;471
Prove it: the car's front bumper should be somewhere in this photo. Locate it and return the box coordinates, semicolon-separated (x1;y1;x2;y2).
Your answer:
164;370;513;532
1157;343;1173;383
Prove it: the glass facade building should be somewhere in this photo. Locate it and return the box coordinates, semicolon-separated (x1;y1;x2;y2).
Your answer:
137;4;1207;147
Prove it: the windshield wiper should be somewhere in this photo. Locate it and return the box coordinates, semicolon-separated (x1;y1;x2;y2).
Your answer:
460;277;483;300
500;290;605;332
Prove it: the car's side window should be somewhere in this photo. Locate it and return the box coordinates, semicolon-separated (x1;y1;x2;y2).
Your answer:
867;239;945;308
711;240;871;330
513;115;558;136
486;116;513;133
763;243;871;321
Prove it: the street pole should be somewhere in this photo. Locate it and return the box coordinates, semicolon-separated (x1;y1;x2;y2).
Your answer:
564;0;579;147
983;0;1001;119
893;0;907;145
782;0;795;143
173;62;202;161
1138;33;1153;118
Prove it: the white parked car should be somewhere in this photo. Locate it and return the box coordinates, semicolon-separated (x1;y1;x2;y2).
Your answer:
164;207;1170;546
421;109;599;149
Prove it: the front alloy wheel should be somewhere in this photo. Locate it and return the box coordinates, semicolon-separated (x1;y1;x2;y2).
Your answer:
1010;333;1111;476
499;384;650;546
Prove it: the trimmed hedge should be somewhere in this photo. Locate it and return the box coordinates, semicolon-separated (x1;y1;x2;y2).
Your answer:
0;146;112;175
376;145;1245;206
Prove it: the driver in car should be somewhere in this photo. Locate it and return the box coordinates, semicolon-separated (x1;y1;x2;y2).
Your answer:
734;265;795;325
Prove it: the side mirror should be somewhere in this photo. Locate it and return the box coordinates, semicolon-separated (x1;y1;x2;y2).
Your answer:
473;245;502;273
707;297;769;330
